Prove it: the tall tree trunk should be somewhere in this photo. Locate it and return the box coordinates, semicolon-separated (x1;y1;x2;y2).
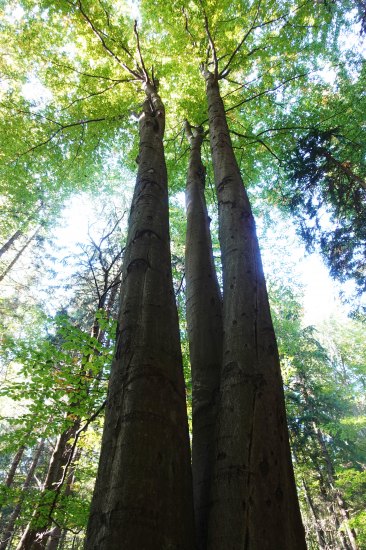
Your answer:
45;449;80;550
203;69;306;550
16;423;80;550
0;227;40;284
185;122;222;550
301;478;327;550
4;445;26;488
313;424;358;550
84;83;194;550
0;230;23;258
312;455;351;550
0;440;45;550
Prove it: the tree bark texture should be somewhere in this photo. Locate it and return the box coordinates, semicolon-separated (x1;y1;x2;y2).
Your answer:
204;71;306;550
185;124;222;550
84;83;194;550
16;423;79;550
0;440;45;550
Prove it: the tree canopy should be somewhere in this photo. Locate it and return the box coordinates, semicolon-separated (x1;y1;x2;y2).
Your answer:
0;0;365;548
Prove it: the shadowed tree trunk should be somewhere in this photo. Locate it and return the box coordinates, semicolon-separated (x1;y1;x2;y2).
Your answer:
16;425;80;550
203;68;306;550
45;449;81;550
0;440;45;550
185;122;222;550
84;82;194;550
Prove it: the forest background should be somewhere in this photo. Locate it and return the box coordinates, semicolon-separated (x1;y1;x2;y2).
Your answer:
0;0;365;548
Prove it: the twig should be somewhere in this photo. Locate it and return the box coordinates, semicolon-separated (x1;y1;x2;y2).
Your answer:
225;71;309;114
133;21;149;82
182;7;197;46
76;0;142;80
13;116;123;160
60;80;127;111
199;0;218;78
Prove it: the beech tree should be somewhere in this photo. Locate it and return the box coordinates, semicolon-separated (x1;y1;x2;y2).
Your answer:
185;122;222;549
0;1;365;549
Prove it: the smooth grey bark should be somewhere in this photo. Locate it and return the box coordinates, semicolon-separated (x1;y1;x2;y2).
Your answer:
0;230;23;258
0;440;45;550
185;123;222;550
203;70;306;550
84;83;194;550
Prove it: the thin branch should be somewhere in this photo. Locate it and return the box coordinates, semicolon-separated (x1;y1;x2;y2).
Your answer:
199;0;218;78
76;0;142;80
254;125;315;137
60;80;130;111
182;7;197;47
230;130;282;164
133;21;149;82
220;60;283;100
98;213;126;246
87;255;102;300
13;116;121;160
39;57;128;82
175;273;185;296
219;1;311;80
219;0;263;78
225;71;309;114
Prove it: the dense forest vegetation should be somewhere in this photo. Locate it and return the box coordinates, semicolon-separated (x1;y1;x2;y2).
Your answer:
0;0;365;548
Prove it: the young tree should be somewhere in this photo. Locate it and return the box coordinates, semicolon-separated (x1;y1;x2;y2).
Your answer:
0;440;45;550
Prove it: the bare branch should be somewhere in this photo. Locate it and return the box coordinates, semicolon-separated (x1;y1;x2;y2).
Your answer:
199;0;218;78
133;21;149;82
60;80;131;111
13;116;116;160
175;273;185;296
225;71;310;114
257;137;283;163
219;0;263;79
182;7;197;47
76;0;142;80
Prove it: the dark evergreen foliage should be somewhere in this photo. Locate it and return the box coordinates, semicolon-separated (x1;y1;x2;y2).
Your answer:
285;129;366;298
